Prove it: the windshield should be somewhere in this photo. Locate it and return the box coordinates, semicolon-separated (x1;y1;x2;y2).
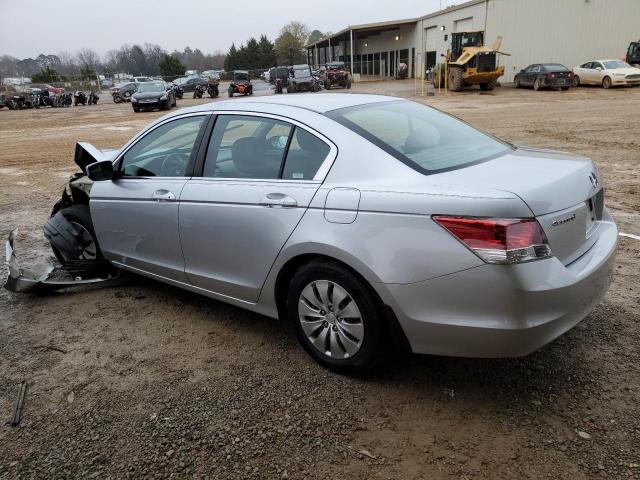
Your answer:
604;60;631;69
544;64;568;72
327;100;511;174
138;82;165;93
294;69;311;78
234;73;249;81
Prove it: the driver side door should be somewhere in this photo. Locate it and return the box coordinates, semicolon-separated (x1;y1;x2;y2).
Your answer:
90;113;209;282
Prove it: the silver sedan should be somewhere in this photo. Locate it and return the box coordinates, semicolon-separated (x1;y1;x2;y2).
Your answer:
38;94;618;372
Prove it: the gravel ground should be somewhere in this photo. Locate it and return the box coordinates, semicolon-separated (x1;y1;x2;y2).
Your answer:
0;81;639;479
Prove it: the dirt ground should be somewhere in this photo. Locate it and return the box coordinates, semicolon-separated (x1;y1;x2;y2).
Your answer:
0;82;639;480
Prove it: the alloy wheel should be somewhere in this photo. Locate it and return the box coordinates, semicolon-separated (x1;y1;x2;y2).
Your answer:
297;280;364;359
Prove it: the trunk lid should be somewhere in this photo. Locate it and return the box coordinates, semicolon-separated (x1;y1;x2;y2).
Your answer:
437;147;604;264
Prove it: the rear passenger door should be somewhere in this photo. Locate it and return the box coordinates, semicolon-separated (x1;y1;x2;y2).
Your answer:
179;113;336;302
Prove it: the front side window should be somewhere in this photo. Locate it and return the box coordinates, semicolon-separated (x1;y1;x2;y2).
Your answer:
327;100;510;174
120;116;205;177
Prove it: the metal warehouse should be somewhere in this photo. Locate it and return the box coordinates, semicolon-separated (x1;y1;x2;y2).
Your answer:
306;0;640;82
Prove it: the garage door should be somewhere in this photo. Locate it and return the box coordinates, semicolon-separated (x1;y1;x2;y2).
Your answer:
425;27;437;51
454;17;473;32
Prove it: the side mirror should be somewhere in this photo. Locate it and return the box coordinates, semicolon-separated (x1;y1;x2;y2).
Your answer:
596;67;602;71
86;160;114;181
520;69;524;73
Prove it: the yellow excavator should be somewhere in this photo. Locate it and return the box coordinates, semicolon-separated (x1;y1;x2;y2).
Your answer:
433;31;509;91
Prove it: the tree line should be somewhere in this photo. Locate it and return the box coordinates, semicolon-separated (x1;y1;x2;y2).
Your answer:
0;21;327;81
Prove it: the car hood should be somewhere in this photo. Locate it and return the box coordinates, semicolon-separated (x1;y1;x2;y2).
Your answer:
74;142;121;171
431;147;599;216
133;91;164;100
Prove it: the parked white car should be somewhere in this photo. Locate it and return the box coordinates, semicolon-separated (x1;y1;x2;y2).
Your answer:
573;59;640;88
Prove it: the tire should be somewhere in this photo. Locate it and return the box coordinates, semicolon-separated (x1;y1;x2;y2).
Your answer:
228;87;233;98
602;76;611;89
573;75;580;87
480;79;497;91
514;76;520;88
50;205;107;275
346;77;352;89
447;66;465;92
561;86;570;91
325;80;331;90
287;86;292;93
287;260;385;373
133;107;140;112
533;78;542;91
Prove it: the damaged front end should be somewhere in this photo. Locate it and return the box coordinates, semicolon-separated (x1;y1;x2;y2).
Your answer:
4;142;120;293
5;229;116;293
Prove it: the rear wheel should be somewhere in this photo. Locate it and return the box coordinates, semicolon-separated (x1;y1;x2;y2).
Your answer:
228;87;234;98
533;78;542;91
287;260;385;373
346;77;352;89
133;107;140;112
561;86;570;91
447;66;465;92
602;76;611;89
514;76;520;88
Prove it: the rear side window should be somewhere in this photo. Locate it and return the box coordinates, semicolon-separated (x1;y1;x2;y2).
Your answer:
282;128;330;180
202;115;331;180
327;100;510;174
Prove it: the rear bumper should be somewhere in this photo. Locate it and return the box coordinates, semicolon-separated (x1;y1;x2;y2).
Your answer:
543;78;572;87
378;210;618;357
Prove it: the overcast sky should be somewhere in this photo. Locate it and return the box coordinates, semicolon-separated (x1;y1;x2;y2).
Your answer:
0;0;463;59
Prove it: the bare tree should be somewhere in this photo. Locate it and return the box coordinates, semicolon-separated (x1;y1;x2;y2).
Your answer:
77;48;101;69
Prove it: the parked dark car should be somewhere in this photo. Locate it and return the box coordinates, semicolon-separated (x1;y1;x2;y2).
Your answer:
131;81;176;112
514;63;573;91
174;76;208;92
288;65;319;93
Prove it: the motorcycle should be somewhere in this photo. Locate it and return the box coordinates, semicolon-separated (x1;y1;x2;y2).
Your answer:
171;83;184;99
88;90;99;105
193;83;207;99
58;92;73;107
6;94;27;110
274;77;283;94
74;91;88;106
207;80;219;98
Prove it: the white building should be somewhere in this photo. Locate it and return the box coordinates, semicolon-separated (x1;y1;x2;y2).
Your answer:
306;0;640;82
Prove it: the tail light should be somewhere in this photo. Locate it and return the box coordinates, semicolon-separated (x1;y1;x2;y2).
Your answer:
546;72;555;79
568;71;574;78
433;216;553;264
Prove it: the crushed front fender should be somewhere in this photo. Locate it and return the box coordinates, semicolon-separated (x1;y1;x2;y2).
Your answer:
4;229;116;293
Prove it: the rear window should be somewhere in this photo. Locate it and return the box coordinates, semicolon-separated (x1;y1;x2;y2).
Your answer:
326;100;511;174
543;64;568;72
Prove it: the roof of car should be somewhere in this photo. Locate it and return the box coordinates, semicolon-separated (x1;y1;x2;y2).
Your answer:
179;93;399;115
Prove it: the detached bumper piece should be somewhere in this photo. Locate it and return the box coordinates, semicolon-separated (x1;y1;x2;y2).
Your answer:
4;229;115;294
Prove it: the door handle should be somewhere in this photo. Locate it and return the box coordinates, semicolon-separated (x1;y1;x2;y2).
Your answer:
151;189;176;201
260;192;297;208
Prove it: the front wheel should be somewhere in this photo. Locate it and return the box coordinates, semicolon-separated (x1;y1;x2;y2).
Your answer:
287;260;384;373
346;77;352;89
573;75;580;87
50;205;107;275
